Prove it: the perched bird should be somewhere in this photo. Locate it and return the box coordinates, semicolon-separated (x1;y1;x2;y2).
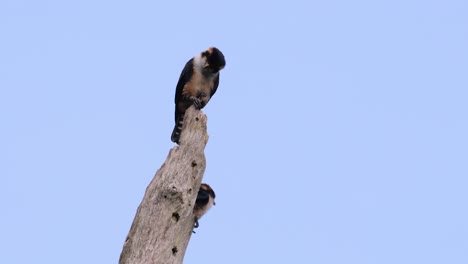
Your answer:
193;183;216;229
171;47;226;144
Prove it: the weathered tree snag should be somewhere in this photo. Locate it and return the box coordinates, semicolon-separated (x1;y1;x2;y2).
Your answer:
119;106;209;264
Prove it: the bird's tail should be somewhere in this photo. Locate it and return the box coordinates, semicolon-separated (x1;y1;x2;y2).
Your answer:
171;113;184;144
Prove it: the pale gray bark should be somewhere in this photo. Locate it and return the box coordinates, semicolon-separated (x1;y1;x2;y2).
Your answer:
119;106;209;264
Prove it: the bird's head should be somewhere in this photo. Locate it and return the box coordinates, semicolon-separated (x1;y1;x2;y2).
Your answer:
201;47;225;73
200;183;216;205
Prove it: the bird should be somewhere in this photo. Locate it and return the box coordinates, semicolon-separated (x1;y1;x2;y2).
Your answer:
171;47;226;144
193;183;216;229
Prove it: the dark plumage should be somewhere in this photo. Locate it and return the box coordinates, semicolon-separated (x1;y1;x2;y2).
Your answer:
171;47;225;144
193;183;216;229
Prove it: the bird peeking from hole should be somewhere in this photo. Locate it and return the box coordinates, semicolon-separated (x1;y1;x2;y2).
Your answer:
193;183;216;231
171;47;226;144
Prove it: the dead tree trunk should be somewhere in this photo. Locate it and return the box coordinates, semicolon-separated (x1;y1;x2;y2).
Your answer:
119;106;209;264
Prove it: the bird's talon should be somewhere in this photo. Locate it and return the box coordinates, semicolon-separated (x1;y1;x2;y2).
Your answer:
190;97;202;109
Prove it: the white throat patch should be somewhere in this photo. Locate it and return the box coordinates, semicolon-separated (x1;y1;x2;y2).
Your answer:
193;54;208;71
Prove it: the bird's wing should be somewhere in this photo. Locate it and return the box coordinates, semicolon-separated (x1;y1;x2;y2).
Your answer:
174;58;194;104
210;74;220;98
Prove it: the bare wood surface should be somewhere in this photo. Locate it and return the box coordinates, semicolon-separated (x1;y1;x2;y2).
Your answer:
119;106;209;264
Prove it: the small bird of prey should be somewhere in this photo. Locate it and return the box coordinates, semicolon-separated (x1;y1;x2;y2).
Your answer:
193;183;216;229
171;47;226;144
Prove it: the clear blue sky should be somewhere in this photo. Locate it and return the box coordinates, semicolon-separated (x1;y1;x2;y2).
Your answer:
2;1;468;263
